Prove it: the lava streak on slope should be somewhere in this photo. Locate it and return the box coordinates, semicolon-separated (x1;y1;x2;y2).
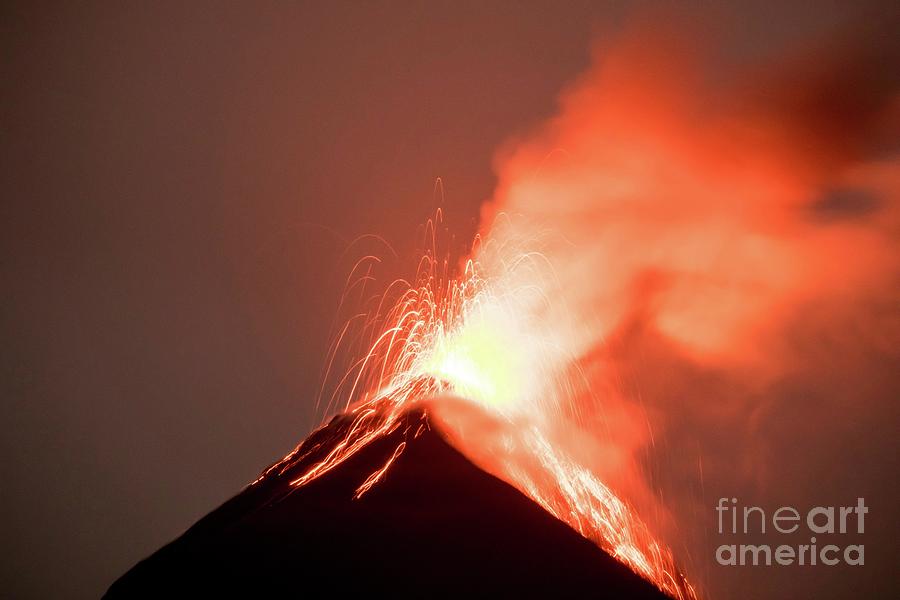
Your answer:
253;220;698;599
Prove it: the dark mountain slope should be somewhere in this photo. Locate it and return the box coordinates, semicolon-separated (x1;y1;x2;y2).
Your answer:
106;408;668;598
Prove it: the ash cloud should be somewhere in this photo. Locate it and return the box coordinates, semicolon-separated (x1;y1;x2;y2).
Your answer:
478;14;899;599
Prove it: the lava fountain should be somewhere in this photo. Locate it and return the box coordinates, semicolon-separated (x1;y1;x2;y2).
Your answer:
255;210;697;600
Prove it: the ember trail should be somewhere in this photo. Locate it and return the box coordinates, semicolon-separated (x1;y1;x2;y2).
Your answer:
256;214;698;600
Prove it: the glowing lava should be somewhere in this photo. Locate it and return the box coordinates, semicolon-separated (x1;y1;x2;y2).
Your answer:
257;215;697;600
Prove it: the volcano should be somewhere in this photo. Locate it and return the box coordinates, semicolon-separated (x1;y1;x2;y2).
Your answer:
106;407;669;598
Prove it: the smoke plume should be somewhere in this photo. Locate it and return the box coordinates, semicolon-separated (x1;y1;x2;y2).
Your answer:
474;16;899;598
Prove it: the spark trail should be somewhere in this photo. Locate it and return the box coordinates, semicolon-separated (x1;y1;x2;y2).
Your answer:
256;212;697;600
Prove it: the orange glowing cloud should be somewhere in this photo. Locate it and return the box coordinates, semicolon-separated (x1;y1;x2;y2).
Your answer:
468;21;898;596
481;22;898;370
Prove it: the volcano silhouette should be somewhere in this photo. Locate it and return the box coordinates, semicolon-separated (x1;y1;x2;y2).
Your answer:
106;408;668;598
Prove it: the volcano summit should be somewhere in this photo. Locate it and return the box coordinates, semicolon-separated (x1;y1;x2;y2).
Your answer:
106;407;669;598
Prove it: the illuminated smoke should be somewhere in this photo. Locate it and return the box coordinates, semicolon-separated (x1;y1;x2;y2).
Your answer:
473;16;898;597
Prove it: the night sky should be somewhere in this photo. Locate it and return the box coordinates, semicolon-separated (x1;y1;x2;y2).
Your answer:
2;2;897;598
